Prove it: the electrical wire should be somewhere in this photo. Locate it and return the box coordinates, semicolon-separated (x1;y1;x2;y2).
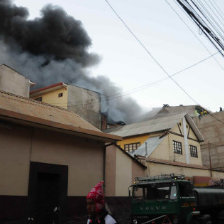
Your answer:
166;0;224;125
176;0;224;56
106;52;218;102
206;0;224;28
104;0;199;105
40;47;218;107
104;0;224;127
195;0;224;42
168;0;224;72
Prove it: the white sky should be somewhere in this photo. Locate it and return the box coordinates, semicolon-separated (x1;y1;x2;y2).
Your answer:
14;0;224;112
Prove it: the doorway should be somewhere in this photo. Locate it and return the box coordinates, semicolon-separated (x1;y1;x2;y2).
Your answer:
27;162;68;224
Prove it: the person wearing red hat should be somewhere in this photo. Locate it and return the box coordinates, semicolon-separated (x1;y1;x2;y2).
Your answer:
86;181;117;224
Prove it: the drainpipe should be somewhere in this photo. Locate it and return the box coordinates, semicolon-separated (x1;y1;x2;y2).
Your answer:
183;117;190;164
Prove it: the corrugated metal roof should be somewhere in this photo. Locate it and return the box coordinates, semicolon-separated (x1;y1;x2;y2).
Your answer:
0;90;121;142
109;113;186;137
129;136;163;158
109;113;204;142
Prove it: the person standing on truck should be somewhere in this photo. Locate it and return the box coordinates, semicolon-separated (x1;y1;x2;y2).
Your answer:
86;181;117;224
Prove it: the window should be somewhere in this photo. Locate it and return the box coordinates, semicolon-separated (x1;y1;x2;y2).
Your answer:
35;97;42;102
133;183;177;200
179;182;194;197
190;145;198;158
58;92;63;97
124;142;140;152
173;140;182;154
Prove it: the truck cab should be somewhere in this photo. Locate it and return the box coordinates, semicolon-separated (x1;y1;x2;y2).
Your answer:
130;175;197;224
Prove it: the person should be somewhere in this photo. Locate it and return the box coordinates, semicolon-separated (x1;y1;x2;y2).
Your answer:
86;181;117;224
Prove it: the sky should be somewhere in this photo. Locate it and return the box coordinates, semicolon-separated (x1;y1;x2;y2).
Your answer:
11;0;224;112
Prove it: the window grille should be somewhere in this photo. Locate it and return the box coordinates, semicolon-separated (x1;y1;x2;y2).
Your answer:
190;145;198;158
173;140;182;154
124;142;141;152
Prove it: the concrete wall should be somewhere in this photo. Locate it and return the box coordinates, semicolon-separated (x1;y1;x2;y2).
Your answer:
115;148;132;196
147;161;224;179
105;145;145;196
194;112;224;170
132;159;146;183
0;122;104;196
67;85;101;129
0;65;31;97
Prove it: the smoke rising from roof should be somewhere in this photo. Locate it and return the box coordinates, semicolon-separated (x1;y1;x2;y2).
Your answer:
0;0;145;123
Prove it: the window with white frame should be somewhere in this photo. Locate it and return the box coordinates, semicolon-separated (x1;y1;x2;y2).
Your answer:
173;140;182;154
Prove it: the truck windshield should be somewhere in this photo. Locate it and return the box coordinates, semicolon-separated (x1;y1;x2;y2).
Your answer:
133;182;177;200
178;182;194;197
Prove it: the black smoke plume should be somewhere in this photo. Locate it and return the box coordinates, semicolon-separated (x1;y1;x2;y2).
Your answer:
0;0;145;123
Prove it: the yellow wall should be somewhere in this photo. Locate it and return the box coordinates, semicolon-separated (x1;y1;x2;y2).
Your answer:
33;87;68;109
117;134;158;149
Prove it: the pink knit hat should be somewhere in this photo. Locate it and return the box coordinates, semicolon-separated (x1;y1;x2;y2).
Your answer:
87;181;104;212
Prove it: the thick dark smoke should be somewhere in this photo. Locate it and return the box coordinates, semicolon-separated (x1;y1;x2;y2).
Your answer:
0;0;98;66
0;0;146;123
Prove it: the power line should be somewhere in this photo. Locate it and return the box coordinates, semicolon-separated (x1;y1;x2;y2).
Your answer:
39;51;218;109
176;0;224;56
107;51;218;102
167;0;224;125
206;0;224;29
104;0;224;126
104;0;199;105
207;0;224;26
167;0;224;72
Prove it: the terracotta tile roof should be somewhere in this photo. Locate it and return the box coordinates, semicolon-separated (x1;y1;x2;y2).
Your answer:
146;157;208;170
0;90;121;142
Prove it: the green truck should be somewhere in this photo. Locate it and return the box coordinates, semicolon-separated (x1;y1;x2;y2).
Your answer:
129;174;224;224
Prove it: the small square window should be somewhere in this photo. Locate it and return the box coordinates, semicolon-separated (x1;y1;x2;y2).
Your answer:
58;93;63;97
